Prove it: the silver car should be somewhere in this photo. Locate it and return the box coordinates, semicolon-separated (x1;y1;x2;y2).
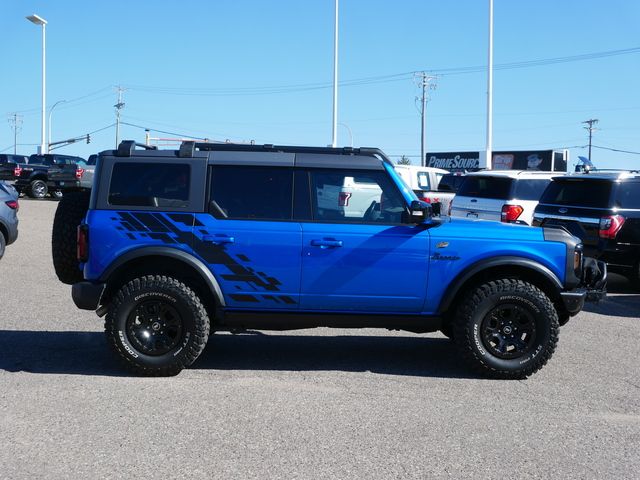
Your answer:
0;180;19;259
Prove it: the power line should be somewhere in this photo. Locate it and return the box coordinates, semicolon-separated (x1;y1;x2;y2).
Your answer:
123;46;640;97
592;145;640;155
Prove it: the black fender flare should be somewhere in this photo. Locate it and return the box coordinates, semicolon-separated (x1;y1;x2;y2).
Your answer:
99;246;225;307
437;256;563;314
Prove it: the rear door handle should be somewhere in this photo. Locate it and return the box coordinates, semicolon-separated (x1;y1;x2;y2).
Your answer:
203;234;235;244
311;239;343;248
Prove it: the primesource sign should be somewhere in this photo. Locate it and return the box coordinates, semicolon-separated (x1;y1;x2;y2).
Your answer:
426;150;567;172
427;152;481;170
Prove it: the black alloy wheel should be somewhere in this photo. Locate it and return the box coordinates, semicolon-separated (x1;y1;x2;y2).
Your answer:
480;303;536;359
126;300;184;356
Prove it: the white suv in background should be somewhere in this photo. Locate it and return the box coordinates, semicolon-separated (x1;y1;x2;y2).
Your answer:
451;170;562;225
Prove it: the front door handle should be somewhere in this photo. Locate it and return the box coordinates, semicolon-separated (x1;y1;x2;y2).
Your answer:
203;234;235;245
310;239;343;249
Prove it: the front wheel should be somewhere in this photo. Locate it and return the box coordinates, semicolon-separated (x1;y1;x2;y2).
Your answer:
453;279;559;379
105;275;210;376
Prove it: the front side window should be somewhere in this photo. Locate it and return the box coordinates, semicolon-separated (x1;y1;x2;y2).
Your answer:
209;165;293;220
310;169;406;224
109;162;190;208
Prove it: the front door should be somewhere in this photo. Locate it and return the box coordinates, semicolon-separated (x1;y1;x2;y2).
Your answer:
300;169;430;313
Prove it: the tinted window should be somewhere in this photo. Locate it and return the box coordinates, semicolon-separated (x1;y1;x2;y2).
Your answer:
457;176;513;199
614;182;640;209
210;166;293;220
513;179;553;201
109;163;190;208
310;169;406;224
539;179;612;208
438;174;465;193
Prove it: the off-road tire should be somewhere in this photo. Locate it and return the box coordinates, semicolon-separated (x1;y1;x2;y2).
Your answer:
51;190;90;284
453;279;559;379
28;179;48;199
105;275;210;376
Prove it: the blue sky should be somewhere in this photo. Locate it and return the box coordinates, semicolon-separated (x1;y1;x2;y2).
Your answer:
1;0;639;169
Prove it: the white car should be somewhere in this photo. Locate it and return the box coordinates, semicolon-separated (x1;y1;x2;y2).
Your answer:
451;170;562;225
394;165;450;214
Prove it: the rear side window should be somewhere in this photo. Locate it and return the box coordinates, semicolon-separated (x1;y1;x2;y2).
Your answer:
109;163;190;208
457;176;513;199
614;182;640;209
539;180;612;208
513;179;552;201
417;172;431;190
209;165;293;220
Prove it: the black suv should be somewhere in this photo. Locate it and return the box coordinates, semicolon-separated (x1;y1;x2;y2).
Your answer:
533;171;640;289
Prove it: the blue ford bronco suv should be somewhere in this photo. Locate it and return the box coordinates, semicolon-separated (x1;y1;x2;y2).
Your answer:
52;141;606;378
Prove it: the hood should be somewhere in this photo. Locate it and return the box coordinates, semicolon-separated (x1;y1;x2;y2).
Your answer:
429;216;544;242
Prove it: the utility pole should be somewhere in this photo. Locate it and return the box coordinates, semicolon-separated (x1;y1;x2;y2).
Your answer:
114;86;126;147
8;114;23;154
415;72;437;167
582;119;598;162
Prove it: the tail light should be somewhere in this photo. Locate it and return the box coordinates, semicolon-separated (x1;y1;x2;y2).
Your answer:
599;215;625;239
13;165;22;177
75;167;85;179
501;204;524;223
77;224;89;262
5;200;19;211
338;192;352;207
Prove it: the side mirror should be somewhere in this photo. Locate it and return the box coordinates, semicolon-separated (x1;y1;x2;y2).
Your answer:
403;200;432;224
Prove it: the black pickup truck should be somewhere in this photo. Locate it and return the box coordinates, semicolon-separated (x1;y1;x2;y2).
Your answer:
47;154;97;194
0;154;29;183
13;153;85;199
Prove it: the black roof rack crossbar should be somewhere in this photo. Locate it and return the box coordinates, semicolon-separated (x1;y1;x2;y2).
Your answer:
116;140;158;157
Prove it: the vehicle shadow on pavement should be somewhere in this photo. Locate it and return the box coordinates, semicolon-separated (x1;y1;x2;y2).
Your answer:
0;330;125;377
0;330;476;379
582;273;640;319
196;333;477;379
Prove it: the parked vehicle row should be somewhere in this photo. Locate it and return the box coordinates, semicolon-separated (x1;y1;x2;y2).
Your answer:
0;153;89;199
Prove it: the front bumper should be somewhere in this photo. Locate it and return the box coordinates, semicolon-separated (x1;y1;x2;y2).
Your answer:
560;260;607;316
72;281;106;310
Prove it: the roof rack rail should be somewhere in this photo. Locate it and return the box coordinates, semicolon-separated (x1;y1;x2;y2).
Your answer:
116;140;158;157
175;141;393;165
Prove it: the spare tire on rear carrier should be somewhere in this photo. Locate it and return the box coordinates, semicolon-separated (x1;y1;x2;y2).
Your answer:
52;190;90;285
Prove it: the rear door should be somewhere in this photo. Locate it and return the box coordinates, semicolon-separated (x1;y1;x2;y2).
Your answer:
194;162;302;310
300;168;430;313
451;176;513;222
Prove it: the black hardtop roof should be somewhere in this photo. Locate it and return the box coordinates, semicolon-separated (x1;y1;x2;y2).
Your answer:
98;140;393;170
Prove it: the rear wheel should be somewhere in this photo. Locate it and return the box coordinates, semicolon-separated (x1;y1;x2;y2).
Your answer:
629;260;640;292
105;275;210;376
453;279;559;379
0;232;5;259
28;179;48;199
51;190;90;284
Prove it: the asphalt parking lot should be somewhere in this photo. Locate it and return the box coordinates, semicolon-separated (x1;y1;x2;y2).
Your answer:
0;199;638;479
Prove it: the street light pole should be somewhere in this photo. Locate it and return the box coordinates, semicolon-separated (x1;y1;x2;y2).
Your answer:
331;0;339;148
485;0;494;169
26;14;47;155
48;100;66;153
